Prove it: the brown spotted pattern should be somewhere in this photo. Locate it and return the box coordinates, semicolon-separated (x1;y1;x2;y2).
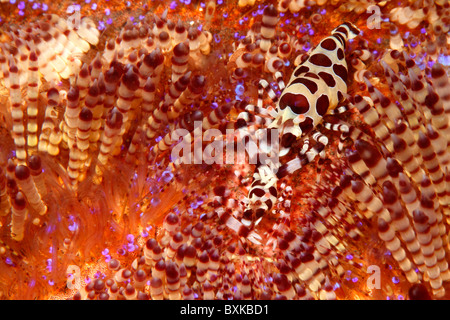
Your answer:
284;22;359;124
242;22;359;231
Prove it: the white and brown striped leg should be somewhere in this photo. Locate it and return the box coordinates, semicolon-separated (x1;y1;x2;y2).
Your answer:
216;207;263;245
274;71;286;91
211;185;262;245
323;119;373;152
311;131;329;159
323;120;351;151
277;139;327;180
258;79;279;107
330;103;353;115
323;121;350;138
237;76;280;131
306;134;328;162
235;101;275;165
236;104;269;128
242;161;279;228
299;137;311;157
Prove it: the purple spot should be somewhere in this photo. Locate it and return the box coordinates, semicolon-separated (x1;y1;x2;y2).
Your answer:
162;171;174;183
18;1;25;9
438;53;450;66
190;201;199;209
126;234;135;243
98;21;105;31
235;84;244;95
141;230;149;237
